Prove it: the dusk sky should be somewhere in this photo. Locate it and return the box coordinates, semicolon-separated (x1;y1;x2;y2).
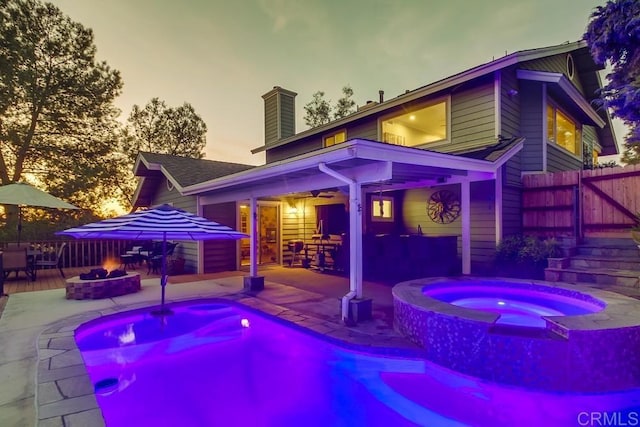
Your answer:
49;0;624;165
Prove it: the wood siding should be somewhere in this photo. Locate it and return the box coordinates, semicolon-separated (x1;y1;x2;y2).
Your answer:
448;79;496;152
347;120;378;141
280;94;296;139
469;180;497;266
547;143;582;172
149;178;199;273
583;124;601;154
264;95;278;145
266;137;322;163
520;53;585;95
502;154;523;237
519;80;544;171
500;67;520;138
202;202;237;273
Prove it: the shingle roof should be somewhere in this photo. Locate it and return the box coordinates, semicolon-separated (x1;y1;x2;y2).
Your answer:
138;152;255;188
456;136;524;162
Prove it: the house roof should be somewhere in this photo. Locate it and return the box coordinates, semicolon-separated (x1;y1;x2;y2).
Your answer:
457;136;525;162
252;40;617;155
132;152;255;207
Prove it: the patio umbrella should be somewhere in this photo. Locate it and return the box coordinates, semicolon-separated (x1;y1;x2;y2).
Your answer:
57;204;248;314
0;182;79;245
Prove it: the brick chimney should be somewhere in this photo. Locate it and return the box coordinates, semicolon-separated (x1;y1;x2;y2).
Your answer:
262;86;297;145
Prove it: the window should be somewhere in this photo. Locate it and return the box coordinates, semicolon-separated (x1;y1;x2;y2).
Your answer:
547;104;580;155
371;195;393;222
324;130;346;147
381;99;447;147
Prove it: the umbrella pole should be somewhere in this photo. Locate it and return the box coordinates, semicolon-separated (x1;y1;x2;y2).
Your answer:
17;207;22;246
161;238;167;310
152;237;173;316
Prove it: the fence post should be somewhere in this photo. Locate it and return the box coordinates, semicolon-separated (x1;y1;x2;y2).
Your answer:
573;170;583;242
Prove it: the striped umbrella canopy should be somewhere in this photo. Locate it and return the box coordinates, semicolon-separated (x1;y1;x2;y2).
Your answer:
57;204;248;314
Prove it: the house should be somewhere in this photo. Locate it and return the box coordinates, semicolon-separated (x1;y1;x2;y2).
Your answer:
132;40;617;320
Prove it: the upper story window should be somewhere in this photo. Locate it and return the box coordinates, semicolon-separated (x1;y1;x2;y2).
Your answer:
371;195;393;222
381;99;448;147
547;104;581;155
324;130;346;147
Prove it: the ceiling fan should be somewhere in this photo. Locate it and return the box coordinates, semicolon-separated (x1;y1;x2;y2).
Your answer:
308;189;335;198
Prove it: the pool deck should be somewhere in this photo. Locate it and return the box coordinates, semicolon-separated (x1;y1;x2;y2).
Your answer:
0;267;417;427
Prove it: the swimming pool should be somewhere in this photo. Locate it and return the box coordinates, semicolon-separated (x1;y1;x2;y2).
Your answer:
422;282;604;327
75;299;640;426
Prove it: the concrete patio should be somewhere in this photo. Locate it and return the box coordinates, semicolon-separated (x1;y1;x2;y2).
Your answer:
0;266;417;427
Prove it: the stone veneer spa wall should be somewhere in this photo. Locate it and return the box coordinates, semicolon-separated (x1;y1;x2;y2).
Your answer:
392;277;640;392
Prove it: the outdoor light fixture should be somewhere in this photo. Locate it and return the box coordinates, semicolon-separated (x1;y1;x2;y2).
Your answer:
241;318;250;328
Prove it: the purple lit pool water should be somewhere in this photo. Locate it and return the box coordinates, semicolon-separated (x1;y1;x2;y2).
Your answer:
423;283;604;327
75;300;637;427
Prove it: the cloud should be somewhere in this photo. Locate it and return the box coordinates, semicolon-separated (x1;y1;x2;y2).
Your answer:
257;0;326;33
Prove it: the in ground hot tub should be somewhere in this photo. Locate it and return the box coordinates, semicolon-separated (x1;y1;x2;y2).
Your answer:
423;281;604;328
393;277;640;392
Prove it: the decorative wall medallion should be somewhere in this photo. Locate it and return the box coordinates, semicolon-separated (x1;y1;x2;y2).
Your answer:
427;190;461;224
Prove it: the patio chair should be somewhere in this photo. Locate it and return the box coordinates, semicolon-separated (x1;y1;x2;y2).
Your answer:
2;246;34;281
34;242;66;280
147;242;179;275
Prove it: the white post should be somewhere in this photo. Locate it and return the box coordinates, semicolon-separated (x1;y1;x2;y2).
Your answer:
350;182;363;298
495;166;503;245
461;180;471;275
249;197;258;277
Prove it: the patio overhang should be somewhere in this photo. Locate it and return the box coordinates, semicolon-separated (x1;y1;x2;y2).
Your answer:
189;139;517;205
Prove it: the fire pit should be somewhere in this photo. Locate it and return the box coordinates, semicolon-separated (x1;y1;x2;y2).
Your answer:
66;265;141;300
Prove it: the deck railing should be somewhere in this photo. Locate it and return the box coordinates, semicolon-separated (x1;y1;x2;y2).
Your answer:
1;239;139;269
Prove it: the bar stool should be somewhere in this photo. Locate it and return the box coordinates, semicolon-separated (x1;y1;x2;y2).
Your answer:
288;240;304;267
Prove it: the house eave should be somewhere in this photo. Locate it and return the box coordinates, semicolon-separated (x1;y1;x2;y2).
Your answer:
516;69;606;128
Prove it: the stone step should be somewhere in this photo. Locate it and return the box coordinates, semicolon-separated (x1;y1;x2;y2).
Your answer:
580;237;637;248
545;266;639;288
576;245;640;258
585;284;640;300
570;256;640;272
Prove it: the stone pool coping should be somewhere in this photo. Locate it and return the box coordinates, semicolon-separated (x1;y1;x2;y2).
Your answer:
35;290;418;426
392;276;640;392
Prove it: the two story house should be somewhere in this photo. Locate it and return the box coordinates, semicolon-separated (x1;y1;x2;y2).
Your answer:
132;40;617;299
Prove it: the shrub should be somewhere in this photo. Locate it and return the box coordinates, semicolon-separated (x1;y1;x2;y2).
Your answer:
496;235;562;266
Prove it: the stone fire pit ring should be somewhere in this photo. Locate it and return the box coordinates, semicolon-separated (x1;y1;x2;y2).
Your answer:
65;272;141;300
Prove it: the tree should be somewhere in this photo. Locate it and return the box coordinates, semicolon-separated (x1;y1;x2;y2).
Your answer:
123;98;207;160
334;85;356;120
303;91;332;128
304;86;357;128
584;0;640;164
0;0;125;221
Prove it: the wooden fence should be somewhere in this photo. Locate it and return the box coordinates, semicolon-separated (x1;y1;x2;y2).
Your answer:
523;164;640;237
1;239;138;269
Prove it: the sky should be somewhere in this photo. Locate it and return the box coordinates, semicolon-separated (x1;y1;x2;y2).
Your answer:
48;0;625;165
